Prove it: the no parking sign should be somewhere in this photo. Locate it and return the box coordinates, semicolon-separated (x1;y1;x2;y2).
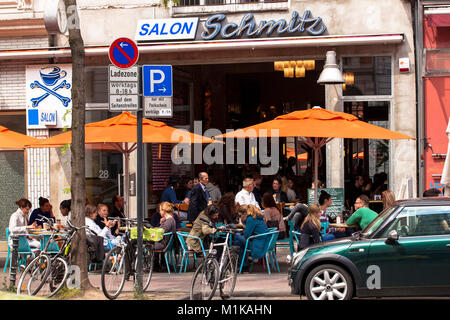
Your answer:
109;37;139;69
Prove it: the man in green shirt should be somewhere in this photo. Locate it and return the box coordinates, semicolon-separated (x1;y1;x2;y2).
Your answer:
346;194;378;230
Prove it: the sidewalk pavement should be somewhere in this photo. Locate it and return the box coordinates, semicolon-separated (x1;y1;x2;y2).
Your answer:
0;247;296;299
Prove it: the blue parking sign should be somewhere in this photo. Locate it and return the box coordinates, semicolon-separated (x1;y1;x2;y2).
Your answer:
142;65;172;97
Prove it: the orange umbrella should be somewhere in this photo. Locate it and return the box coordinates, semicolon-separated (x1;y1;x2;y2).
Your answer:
0;126;40;150
29;111;214;148
27;112;217;216
217;107;415;202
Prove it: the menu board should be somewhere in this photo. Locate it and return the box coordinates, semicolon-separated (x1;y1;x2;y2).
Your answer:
307;188;345;219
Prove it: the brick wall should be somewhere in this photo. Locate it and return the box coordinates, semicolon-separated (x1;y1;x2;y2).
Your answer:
0;62;26;110
0;36;48;50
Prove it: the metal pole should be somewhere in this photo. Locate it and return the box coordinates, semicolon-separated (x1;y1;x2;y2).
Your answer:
136;67;144;294
9;235;19;288
314;138;319;204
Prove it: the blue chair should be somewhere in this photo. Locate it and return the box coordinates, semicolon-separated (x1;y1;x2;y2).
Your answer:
176;231;207;273
238;230;279;275
4;228;40;273
292;230;302;252
266;231;280;273
276;219;295;256
321;221;329;237
154;232;177;274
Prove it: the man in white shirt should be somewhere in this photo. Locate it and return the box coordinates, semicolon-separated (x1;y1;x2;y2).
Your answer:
235;178;261;210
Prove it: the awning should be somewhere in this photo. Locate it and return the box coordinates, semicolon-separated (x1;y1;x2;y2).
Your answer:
425;8;450;27
0;33;404;60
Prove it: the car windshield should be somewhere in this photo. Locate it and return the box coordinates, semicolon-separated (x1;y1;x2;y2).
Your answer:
360;206;397;237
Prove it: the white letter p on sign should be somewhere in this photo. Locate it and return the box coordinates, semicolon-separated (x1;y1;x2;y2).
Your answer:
150;70;165;93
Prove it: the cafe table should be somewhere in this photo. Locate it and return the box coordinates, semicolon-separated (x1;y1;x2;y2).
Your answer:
29;229;66;252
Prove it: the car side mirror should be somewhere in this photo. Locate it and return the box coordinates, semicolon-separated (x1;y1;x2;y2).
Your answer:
385;230;399;245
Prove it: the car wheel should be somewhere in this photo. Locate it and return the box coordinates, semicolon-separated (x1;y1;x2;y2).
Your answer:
304;264;353;300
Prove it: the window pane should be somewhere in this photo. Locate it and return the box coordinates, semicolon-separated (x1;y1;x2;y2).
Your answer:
342;56;391;96
381;206;450;237
85;67;108;104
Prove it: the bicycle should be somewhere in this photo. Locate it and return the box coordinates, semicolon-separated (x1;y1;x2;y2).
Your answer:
189;218;243;300
100;217;155;300
16;216;92;298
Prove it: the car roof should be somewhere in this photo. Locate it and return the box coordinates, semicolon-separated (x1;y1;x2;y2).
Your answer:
394;197;450;206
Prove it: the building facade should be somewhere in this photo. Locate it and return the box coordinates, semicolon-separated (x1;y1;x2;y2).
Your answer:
0;0;417;241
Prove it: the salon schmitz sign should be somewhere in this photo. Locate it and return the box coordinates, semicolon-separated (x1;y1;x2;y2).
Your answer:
135;10;326;42
26;64;72;129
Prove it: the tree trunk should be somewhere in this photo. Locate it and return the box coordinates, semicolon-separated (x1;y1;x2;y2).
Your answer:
64;0;92;290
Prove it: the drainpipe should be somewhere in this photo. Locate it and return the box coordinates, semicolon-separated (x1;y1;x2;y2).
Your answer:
414;0;425;197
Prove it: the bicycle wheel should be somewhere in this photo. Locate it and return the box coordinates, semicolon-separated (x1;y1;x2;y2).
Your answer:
190;257;219;300
101;246;127;300
219;251;239;300
142;243;154;292
46;257;69;298
17;255;51;297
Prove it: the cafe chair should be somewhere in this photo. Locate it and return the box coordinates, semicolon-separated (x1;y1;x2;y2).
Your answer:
176;231;207;273
276;219;295;256
4;228;40;273
266;231;281;273
239;230;279;275
292;230;302;252
320;221;329;237
153;232;177;274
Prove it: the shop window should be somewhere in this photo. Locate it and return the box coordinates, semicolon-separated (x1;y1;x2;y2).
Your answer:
344;101;390;201
342;56;392;96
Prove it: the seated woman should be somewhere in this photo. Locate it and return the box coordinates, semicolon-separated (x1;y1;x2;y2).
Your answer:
151;206;181;229
262;192;286;239
299;204;322;250
59;199;71;229
84;204;120;251
29;197;55;228
154;202;177;251
241;204;270;271
153;202;177;271
9;198;40;250
217;192;239;225
186;205;219;254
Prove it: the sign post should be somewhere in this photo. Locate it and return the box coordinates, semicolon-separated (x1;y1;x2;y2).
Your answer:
108;37;144;294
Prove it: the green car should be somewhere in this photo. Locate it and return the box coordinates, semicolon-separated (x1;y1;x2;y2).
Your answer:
287;198;450;300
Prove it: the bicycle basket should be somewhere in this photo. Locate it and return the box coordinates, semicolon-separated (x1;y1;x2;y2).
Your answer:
130;227;164;242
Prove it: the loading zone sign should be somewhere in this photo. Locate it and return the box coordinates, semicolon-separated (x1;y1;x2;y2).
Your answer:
108;65;140;112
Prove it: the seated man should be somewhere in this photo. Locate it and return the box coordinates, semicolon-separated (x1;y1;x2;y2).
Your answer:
235;178;261;210
346;195;378;231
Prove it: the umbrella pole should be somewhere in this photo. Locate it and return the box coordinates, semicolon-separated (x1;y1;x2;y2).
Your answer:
124;143;130;218
314;139;319;204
